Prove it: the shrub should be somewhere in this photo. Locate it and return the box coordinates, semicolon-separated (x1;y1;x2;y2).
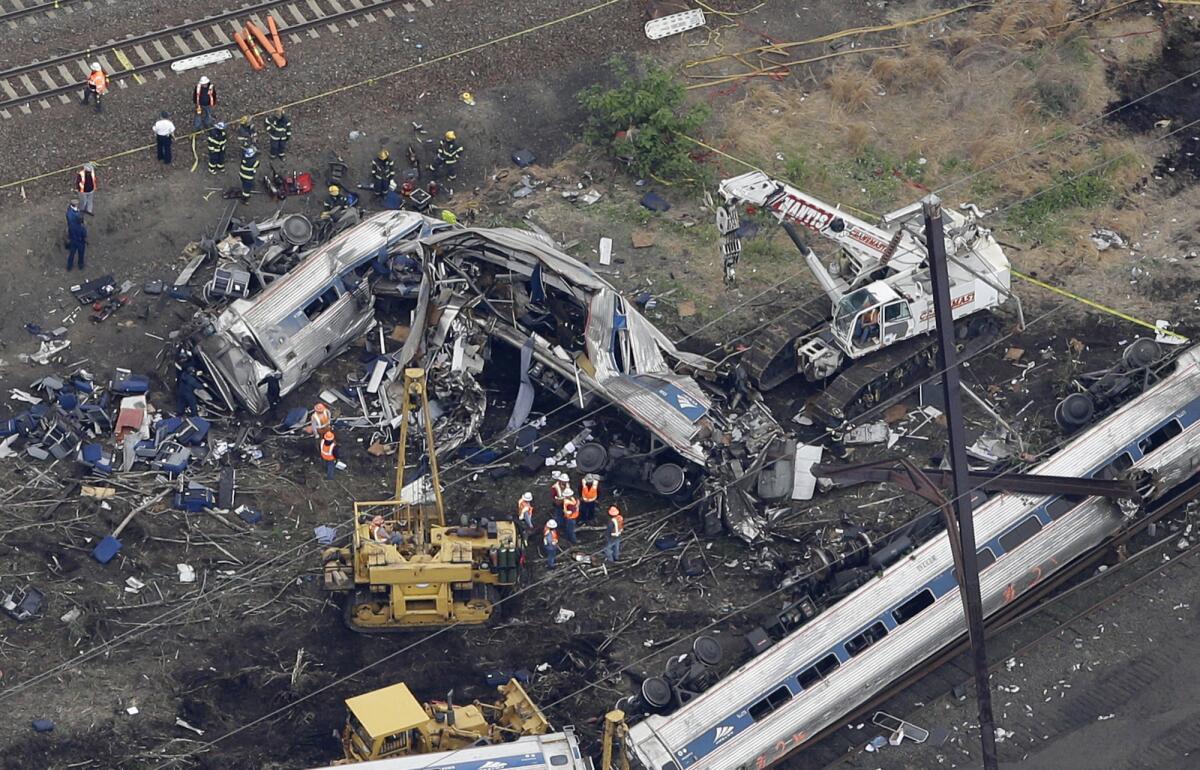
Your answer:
578;59;709;183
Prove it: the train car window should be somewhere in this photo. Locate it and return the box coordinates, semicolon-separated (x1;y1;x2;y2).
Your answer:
1139;419;1183;454
953;548;997;583
1096;452;1134;480
796;653;840;689
892;589;936;625
999;516;1043;553
844;620;888;657
1046;495;1086;520
302;286;341;321
748;685;793;722
549;756;570;766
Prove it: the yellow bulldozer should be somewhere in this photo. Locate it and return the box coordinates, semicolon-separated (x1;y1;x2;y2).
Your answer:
338;678;550;763
322;367;523;631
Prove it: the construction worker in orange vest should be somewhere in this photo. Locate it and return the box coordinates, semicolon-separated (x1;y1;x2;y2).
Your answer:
516;491;534;542
543;519;559;568
605;505;624;562
309;402;331;435
320;430;338;480
580;474;600;524
550;471;569;511
560;489;580;545
75;163;97;216
81;63;107;113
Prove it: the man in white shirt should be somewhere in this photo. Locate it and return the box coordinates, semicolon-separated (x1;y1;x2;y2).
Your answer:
153;111;176;165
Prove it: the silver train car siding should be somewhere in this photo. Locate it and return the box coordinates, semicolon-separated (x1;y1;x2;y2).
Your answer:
306;729;592;770
629;347;1200;770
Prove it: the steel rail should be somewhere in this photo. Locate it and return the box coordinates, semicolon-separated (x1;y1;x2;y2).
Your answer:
0;0;417;114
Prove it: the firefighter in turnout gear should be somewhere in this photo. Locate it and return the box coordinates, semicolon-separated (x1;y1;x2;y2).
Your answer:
429;130;463;182
265;109;292;159
324;185;350;212
239;146;259;203
207;122;228;174
237;115;257;150
371;149;395;197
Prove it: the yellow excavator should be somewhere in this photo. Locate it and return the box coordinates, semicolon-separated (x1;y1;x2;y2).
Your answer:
322;367;523;631
337;678;550;763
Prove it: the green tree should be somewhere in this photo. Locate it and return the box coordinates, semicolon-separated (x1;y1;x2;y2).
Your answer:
578;59;710;183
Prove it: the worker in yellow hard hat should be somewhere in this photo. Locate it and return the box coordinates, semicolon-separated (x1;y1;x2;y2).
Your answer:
371;148;395;197
430;129;463;183
324;184;349;212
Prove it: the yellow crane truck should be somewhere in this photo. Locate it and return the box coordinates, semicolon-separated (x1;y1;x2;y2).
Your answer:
322;368;523;631
338;678;550;763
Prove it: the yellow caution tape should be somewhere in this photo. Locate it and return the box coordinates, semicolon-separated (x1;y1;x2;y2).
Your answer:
0;0;623;192
1012;270;1189;341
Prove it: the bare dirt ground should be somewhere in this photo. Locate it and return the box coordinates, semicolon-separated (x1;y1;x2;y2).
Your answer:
0;1;1197;769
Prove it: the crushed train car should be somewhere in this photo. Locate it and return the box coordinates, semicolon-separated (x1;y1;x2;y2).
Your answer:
194;210;445;413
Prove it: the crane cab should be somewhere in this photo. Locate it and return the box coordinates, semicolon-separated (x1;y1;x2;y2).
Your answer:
830;283;913;356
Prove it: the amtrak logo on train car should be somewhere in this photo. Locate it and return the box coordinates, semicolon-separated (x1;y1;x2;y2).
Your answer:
678;711;756;765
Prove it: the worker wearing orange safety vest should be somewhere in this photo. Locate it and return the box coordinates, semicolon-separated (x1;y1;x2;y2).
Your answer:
560;490;580;545
516;492;534;541
543;519;559;568
605;506;624;562
81;63;107;113
549;471;569;508
320;430;337;480
310;402;331;435
580;474;600;524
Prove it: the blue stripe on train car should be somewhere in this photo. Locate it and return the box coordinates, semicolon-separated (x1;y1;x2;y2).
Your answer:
420;753;547;770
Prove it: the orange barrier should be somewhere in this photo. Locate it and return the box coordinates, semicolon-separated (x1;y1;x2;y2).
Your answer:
234;31;264;70
268;16;284;57
247;21;287;68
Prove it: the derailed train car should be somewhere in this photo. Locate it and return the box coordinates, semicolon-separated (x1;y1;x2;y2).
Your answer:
625;345;1200;769
196;210;443;414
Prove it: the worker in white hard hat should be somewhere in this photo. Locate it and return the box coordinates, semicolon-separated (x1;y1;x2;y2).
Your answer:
543;518;559;569
516;491;534;541
560;489;580;544
82;63;108;113
193;75;218;130
550;471;570;509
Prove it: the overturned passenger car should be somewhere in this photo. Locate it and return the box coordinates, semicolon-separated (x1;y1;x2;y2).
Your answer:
195;211;444;414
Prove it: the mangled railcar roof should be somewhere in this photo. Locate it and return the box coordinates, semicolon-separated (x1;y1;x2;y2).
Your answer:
417;227;722;464
227;210;428;364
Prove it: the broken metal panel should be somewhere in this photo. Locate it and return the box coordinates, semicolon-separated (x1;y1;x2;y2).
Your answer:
198;211;438;414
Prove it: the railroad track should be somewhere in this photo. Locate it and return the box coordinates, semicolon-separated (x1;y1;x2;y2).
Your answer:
0;0;443;119
0;0;85;26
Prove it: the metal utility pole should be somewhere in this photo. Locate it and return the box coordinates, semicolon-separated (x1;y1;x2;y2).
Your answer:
922;195;999;770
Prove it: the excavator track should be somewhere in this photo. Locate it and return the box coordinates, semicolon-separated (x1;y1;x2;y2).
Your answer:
808;317;1000;427
742;306;827;391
